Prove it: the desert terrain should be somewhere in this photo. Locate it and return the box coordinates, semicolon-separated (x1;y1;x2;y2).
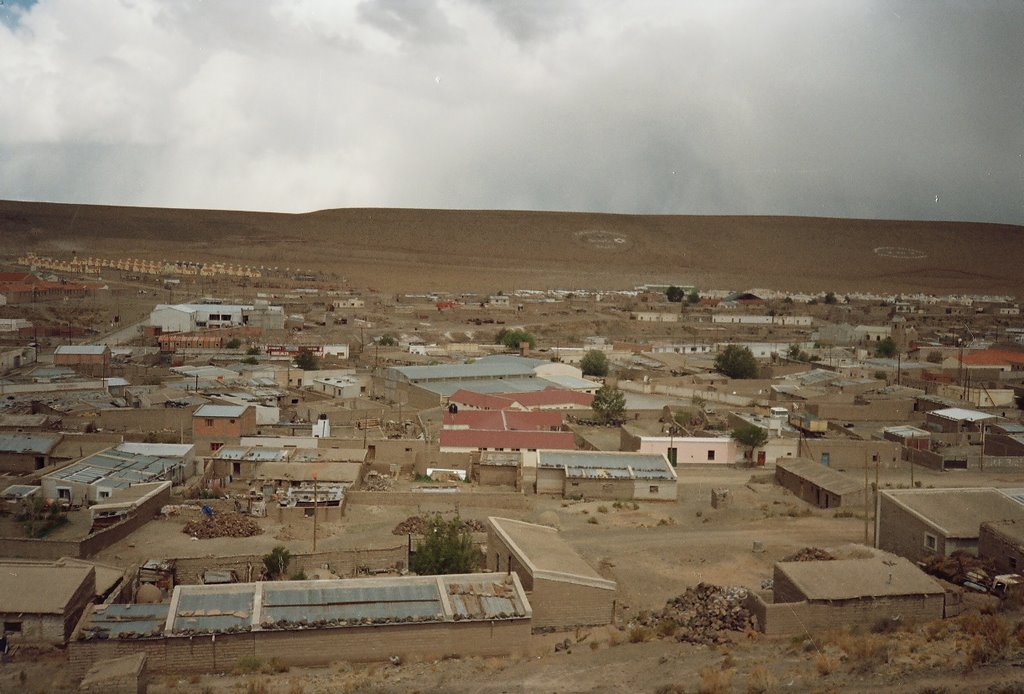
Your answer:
2;199;1022;296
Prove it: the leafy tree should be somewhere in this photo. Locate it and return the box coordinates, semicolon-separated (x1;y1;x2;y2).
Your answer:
823;291;837;305
731;424;769;461
926;350;943;364
875;337;898;359
591;384;626;423
496;328;536;350
782;296;794;304
580;350;609;377
241;356;258;365
410;515;479;575
377;334;398;347
787;344;811;362
665;285;685;303
245;346;261;355
294;349;319;370
263;546;291;580
225;337;242;349
687;291;700;304
714;345;760;379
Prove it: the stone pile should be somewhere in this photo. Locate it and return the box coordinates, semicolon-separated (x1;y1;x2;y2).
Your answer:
782;547;835;562
363;471;394;491
634;582;754;645
183;512;262;539
392;515;486;535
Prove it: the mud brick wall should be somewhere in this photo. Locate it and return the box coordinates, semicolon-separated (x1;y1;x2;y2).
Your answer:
745;591;945;636
171;544;408;583
343;490;529;513
979;521;1024;574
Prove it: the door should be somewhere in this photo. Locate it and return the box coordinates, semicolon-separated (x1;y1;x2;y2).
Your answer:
668;447;678;467
820;452;830;467
757;451;766;466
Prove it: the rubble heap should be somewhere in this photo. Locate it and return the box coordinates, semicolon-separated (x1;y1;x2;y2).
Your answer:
782;547;835;562
183;512;262;539
362;471;394;491
392;515;486;535
923;550;996;586
633;583;754;646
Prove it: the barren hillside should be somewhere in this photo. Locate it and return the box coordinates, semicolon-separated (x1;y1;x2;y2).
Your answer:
1;200;1020;295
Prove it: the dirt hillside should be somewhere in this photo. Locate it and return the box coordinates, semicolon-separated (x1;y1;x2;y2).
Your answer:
2;200;1020;295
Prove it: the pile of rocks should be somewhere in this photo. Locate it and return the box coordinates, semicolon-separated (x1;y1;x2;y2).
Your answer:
634;582;754;645
392;515;486;535
782;547;835;562
363;471;394;491
182;512;261;539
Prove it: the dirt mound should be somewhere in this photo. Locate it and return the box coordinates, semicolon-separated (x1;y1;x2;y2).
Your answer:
782;547;835;562
183;513;261;539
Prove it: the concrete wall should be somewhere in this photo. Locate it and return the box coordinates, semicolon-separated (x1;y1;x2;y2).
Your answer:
800;439;903;471
3;568;94;646
69;618;531;680
806;399;915;422
978;523;1024;575
95;407;197;435
632;479;677;501
564;476;634;501
774;465;863;509
476;465;519;489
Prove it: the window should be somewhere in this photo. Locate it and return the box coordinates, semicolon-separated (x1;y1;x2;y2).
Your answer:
3;621;22;633
707;450;715;461
229;419;236;424
924;533;937;552
57;487;71;501
571;481;579;487
233;463;241;475
98;490;110;499
649;485;659;493
1010;557;1018;571
210;442;224;452
204;418;214;427
35;456;45;469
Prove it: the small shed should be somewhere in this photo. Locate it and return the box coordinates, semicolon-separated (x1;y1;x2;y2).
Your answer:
774;458;864;509
0;560;96;645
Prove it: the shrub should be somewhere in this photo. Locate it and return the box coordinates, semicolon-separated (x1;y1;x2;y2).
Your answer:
628;626;654;643
587;516;599;525
597;505;609;514
234;656;266;675
698;665;734;694
225;337;242;349
745;664;776;693
262;546;291;580
814;653;836;676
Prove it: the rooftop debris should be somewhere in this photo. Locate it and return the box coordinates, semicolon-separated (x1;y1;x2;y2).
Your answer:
923;550;997;587
782;547;835;562
183;512;261;539
362;471;394;491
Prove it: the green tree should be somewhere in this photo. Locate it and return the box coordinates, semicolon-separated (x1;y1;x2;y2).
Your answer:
591;384;626;423
496;328;536;350
294;349;319;370
875;337;898;359
263;546;291;580
731;424;769;462
580;350;609;377
714;345;760;379
665;285;685;303
926;350;943;364
245;345;260;355
410;515;479;575
241;356;258;365
377;334;398;347
687;291;700;304
225;337;242;349
823;291;837;305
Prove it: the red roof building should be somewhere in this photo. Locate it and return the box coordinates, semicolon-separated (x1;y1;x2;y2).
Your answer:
449;388;593;411
439;429;576;452
442;410;564;431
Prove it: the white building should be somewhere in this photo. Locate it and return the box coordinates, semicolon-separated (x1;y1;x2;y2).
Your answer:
150;303;284;333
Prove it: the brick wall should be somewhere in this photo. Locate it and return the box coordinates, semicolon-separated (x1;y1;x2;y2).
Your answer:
877;494;945;563
477;465;519;489
800;439;904;470
171;544;408;584
746;590;945;636
343;490;529;513
0;484;169;560
96;407;196;434
530;578;615;630
69;618;531;679
979;522;1024;574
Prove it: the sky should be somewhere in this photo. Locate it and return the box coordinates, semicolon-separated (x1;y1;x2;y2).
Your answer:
1;0;1022;224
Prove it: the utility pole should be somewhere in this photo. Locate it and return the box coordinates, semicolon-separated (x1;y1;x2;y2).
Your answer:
312;470;318;553
863;449;870;545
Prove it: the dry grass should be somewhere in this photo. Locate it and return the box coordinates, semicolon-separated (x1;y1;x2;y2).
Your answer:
629;626;655;643
697;665;734;694
746;664;777;693
814;653;836;676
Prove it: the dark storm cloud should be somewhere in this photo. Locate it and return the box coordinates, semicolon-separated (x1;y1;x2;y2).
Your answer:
0;0;1020;224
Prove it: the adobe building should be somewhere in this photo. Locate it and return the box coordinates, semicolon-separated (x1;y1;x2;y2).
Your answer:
979;519;1024;575
746;550;945;636
876;488;1024;564
536;450;677;501
474;451;522;489
70;573;531;678
192;404;257;455
0;432;62;473
0;559;96;645
488;517;616;630
54;344;111;374
774;458;865;509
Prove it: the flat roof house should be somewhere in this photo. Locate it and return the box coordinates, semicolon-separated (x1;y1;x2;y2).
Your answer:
0;559;96;645
488;517;616;630
41;445;190;505
747;551;945;636
876;488;1024;564
0;432;62;473
192;404;257;455
536;450;677;500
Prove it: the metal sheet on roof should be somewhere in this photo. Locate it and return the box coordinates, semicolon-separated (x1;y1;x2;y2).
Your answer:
173;590;253;633
85;603;169;637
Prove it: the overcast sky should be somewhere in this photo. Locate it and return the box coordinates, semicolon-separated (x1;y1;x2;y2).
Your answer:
1;0;1021;224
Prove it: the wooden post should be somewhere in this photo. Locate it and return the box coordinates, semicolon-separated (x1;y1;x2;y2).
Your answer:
864;450;870;545
312;470;318;554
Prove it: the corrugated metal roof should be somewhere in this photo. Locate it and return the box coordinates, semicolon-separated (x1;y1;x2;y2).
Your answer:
929;407;997;423
0;433;61;454
540;451;675;481
83;603;169;637
55;344;108;355
173;590;253;633
194;404;249;418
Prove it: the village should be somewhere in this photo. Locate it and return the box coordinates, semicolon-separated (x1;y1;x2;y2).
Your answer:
2;250;1024;693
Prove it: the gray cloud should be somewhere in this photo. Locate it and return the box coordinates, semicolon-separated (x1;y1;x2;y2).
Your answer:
0;0;1020;225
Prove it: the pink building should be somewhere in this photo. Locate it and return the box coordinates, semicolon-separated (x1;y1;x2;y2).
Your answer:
632;435;737;467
